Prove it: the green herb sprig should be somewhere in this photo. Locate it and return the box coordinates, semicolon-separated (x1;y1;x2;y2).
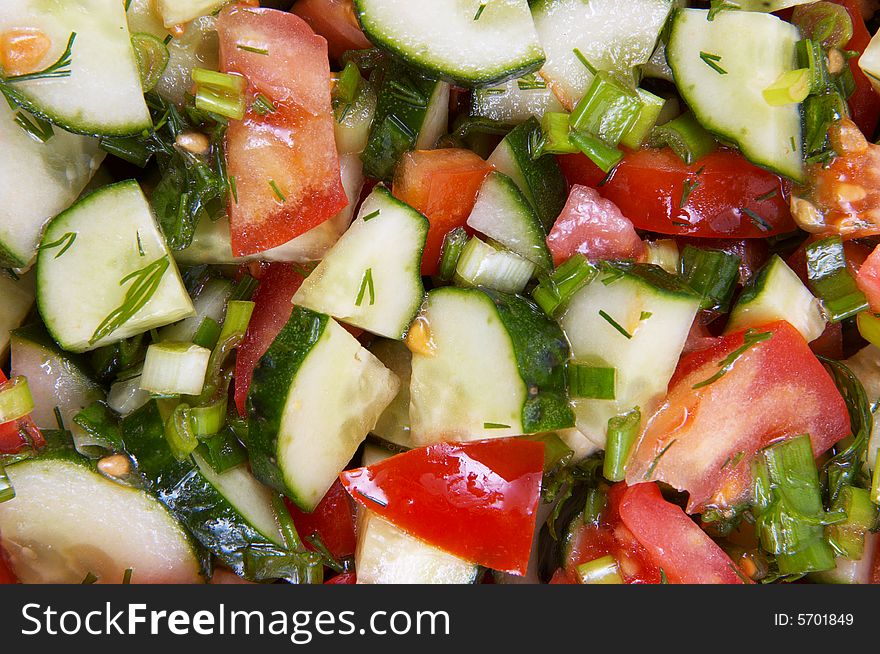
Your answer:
90;256;170;345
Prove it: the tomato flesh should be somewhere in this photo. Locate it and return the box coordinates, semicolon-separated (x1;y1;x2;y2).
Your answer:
291;0;371;61
627;321;850;512
219;6;348;256
392;149;493;276
233;263;305;415
564;148;796;238
561;483;662;584
857;244;880;311
0;370;43;455
546;184;645;266
340;439;544;575
833;0;880;138
809;322;844;360
0;550;17;584
286;480;357;560
618;482;748;584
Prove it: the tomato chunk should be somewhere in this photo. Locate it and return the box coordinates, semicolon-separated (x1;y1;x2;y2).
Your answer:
618;482;748;584
546;185;645;266
795;119;880;238
392;149;493;276
233;263;305;415
627;321;850;512
857;244;880;311
557;153;607;189
291;0;371;61
833;0;880;137
0;370;43;455
219;6;348;256
286;480;357;560
325;572;357;584
0;550;17;584
340;439;544;575
561;482;662;584
574;148;796;238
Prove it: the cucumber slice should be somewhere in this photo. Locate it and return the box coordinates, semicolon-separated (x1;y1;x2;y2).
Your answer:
247;308;399;511
467;171;553;271
862;31;880;96
840;346;880;473
107;374;150;417
36;180;195;353
733;1;813;10
727;255;826;342
410;287;573;445
361;62;449;182
159;277;233;344
0;101;104;268
10;324;103;431
369;339;414;449
642;42;674;83
353;0;544;87
123;401;284;576
0;452;202;584
176;153;364;265
126;0;221;107
487;118;568;230
335;77;377;156
292;186;428;340
361;442;395;466
157;17;220;105
156;0;228;27
558;427;601;462
472;72;565;124
0;0;151;136
531;0;674;108
0;271;35;357
355;509;478;584
559;263;700;448
125;0;168;37
667;8;804;180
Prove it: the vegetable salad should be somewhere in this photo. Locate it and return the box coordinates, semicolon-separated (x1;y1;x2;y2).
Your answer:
1;0;880;585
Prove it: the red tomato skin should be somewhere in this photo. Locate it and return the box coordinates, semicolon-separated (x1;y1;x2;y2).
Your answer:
340;439;544;575
392;149;493;276
219;6;348;256
286;480;357;560
325;572;357;584
857;244;880;311
593;149;796;238
682;321;717;356
233;263;305;415
810;322;845;360
549;568;575;584
209;568;255;584
0;370;43;455
618;483;748;584
0;548;17;584
833;0;880;138
557;153;606;189
291;0;371;61
546;185;645;266
627;321;851;512
564;483;662;585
